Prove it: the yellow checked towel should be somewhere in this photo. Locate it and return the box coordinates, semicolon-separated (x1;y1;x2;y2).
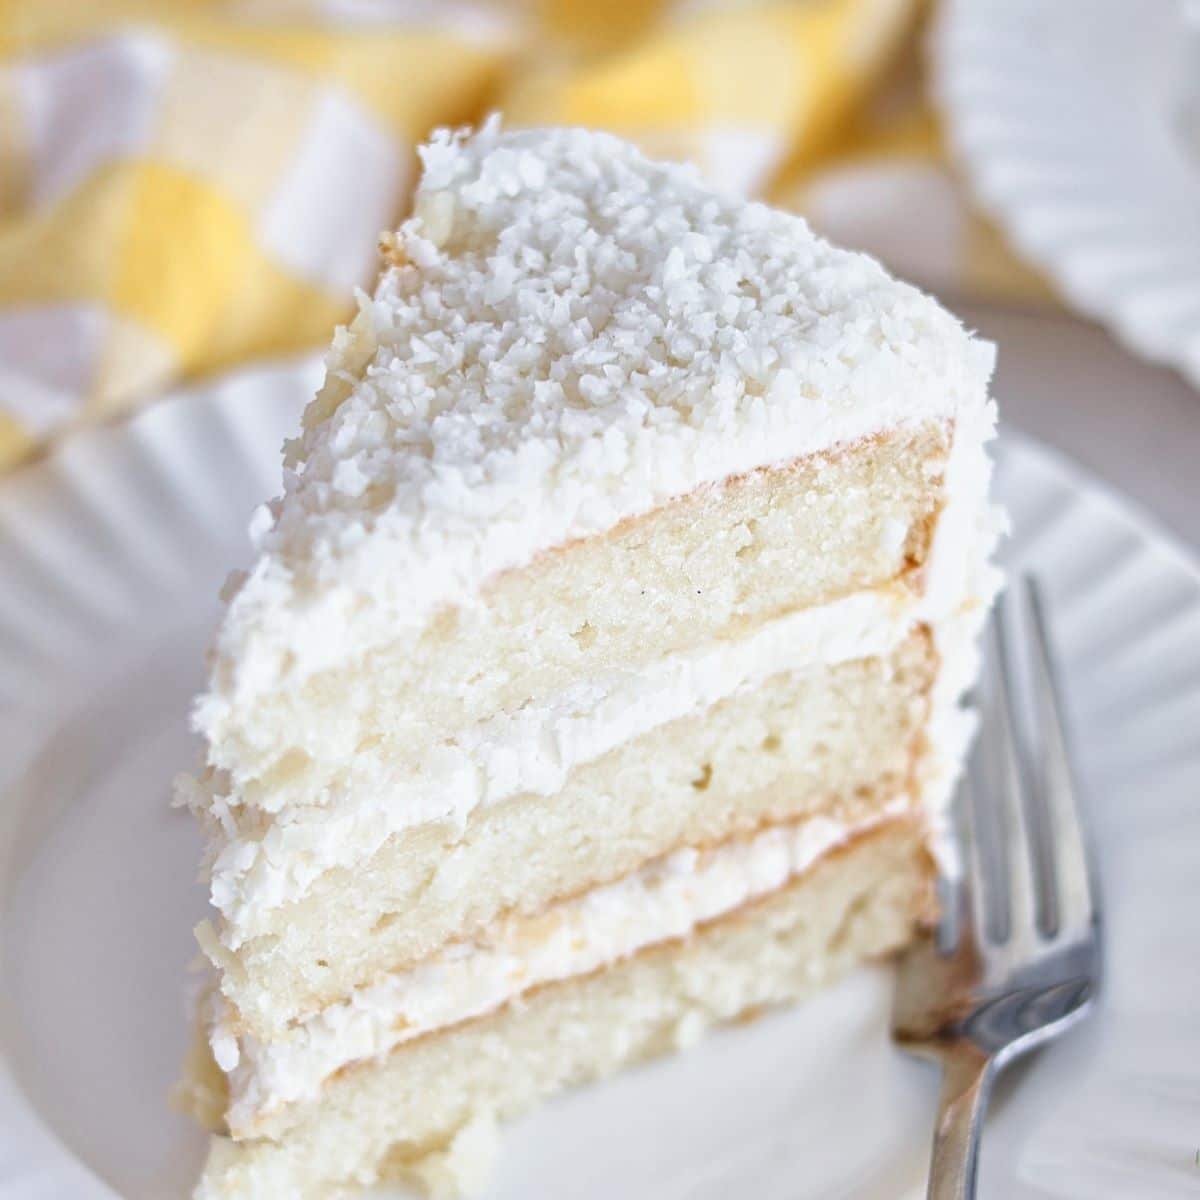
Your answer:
0;0;1048;472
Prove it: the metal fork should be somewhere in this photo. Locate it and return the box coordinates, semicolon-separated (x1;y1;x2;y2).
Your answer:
893;575;1102;1199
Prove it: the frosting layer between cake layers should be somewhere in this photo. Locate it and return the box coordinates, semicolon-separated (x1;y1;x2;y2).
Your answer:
216;804;911;1131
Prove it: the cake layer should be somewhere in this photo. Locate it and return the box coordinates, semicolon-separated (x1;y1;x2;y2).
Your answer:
199;419;949;816
192;817;933;1198
209;629;936;1040
221;804;910;1135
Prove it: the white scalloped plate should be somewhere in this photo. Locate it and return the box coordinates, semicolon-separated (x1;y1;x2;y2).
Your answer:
933;0;1200;390
2;358;1199;1199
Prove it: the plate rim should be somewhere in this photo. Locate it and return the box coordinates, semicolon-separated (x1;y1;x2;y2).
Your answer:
932;0;1200;391
1;359;1199;1199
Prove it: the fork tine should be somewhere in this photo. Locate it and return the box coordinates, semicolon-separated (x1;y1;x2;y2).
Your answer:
983;588;1041;949
960;763;996;949
1024;577;1098;940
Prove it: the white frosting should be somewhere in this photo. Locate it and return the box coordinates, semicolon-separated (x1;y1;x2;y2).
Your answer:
218;807;900;1130
914;393;1005;867
193;119;995;759
204;582;924;943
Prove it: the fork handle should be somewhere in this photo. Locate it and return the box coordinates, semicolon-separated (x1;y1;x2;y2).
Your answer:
927;1042;995;1200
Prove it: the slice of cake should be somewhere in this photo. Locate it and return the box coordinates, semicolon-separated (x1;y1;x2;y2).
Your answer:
177;119;1000;1198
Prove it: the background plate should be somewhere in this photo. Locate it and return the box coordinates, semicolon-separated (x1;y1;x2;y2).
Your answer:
1;358;1198;1199
933;0;1200;389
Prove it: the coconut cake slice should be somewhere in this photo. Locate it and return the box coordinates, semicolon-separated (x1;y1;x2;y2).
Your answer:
177;119;1001;1199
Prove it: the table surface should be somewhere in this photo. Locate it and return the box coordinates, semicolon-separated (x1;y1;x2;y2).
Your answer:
955;300;1198;554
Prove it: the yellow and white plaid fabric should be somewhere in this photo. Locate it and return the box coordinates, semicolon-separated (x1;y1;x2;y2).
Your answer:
0;0;1048;473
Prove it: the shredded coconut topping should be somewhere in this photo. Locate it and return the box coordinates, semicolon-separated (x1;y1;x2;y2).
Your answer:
201;118;993;719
